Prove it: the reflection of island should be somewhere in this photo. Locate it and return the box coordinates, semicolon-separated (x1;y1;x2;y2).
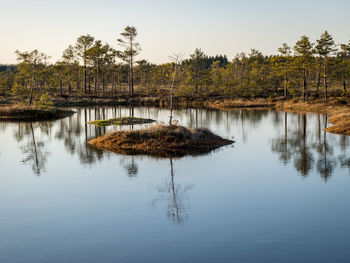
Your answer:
153;158;193;225
271;112;344;181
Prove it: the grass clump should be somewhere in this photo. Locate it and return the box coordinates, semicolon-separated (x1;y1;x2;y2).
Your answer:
89;124;234;157
88;117;155;127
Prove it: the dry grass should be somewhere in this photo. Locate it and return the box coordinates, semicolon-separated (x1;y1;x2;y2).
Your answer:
89;124;234;157
0;104;75;121
209;99;275;109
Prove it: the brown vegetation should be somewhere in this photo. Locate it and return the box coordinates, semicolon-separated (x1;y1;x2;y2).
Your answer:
0;104;75;121
89;124;234;157
208;99;276;110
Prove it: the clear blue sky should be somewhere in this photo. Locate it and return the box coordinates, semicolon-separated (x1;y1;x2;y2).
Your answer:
1;0;350;64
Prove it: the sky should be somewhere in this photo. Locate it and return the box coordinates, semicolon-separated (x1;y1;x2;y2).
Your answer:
1;0;350;64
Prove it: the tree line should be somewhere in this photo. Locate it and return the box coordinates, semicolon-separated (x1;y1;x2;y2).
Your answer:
1;28;350;105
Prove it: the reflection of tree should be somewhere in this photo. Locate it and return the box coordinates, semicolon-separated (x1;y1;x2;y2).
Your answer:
120;156;138;177
271;112;292;165
338;134;350;173
153;158;193;225
55;108;106;165
271;112;343;181
17;123;50;175
293;114;314;176
316;116;336;181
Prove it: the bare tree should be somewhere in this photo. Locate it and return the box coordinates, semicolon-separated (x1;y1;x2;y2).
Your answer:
168;53;183;125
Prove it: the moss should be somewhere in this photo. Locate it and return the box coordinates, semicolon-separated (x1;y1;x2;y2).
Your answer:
89;124;234;158
88;117;155;127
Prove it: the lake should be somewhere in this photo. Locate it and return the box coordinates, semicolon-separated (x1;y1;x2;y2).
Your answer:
0;106;350;263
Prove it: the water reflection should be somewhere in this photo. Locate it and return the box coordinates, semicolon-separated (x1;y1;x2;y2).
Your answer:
15;122;50;175
271;112;350;180
153;158;193;225
120;156;138;177
0;106;349;181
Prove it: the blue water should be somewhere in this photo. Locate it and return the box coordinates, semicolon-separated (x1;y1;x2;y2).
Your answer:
0;107;350;263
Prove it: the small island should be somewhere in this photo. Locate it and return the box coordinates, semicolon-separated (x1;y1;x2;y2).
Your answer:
89;124;234;157
88;117;155;127
0;105;75;121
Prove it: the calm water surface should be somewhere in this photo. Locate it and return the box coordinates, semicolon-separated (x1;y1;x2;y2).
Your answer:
1;107;350;263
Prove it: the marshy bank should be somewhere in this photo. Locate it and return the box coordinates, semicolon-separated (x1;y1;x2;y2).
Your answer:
89;124;234;158
0;104;75;121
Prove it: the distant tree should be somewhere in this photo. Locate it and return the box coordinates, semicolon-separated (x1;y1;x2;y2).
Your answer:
337;41;350;93
62;45;79;94
75;35;95;94
277;43;292;98
135;59;154;94
117;26;141;96
0;70;15;96
13;50;50;105
294;36;314;101
86;40;114;95
315;31;337;99
186;48;208;94
210;60;224;94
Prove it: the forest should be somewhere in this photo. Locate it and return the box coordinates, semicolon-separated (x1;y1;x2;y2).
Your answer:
1;27;350;106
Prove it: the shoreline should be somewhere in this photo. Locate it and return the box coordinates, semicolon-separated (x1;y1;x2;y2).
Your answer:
1;97;349;136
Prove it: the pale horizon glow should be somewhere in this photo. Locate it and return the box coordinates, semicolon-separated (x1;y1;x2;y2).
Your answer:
1;0;350;64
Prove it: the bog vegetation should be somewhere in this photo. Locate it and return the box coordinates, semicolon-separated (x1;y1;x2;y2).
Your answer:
89;124;234;157
1;28;350;105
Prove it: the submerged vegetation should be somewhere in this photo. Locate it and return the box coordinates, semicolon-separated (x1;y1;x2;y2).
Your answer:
89;124;234;157
88;117;155;127
0;104;74;121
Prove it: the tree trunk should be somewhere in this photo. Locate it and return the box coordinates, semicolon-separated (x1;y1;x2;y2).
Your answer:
59;76;63;96
84;66;87;94
324;57;328;100
284;72;288;98
88;73;91;94
316;61;321;96
29;75;35;105
94;71;97;95
130;59;134;96
303;67;307;101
